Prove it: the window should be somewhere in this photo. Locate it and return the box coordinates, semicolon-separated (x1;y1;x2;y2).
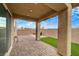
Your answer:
0;4;11;55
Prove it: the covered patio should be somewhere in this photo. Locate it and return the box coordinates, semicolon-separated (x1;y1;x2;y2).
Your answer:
10;34;59;56
0;3;79;56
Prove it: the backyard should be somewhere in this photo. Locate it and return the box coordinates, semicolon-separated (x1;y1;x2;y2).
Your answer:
41;37;79;56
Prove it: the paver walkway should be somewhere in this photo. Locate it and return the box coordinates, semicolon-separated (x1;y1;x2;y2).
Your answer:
10;34;59;56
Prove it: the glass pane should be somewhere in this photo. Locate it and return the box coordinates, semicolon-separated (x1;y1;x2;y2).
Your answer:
0;17;6;27
0;4;12;55
6;13;11;50
0;17;6;55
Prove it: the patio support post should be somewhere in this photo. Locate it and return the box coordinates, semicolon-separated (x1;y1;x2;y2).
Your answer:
36;21;40;40
11;17;15;44
14;19;18;41
58;4;72;56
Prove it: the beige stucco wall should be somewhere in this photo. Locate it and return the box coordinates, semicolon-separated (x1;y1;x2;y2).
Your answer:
17;29;79;43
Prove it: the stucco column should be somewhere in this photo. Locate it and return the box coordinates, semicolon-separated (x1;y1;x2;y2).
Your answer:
58;5;72;56
13;19;18;42
14;20;17;36
10;17;14;45
36;21;40;40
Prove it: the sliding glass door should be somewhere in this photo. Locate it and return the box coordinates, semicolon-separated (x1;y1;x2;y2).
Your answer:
0;4;11;55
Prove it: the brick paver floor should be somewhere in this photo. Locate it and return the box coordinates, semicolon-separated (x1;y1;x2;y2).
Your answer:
10;34;59;56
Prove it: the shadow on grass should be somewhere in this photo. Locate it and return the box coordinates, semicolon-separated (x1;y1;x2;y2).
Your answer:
40;37;79;56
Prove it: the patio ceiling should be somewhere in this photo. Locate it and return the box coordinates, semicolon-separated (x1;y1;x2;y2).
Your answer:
5;3;79;22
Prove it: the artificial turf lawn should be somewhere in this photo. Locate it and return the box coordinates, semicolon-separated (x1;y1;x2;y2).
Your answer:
40;37;79;56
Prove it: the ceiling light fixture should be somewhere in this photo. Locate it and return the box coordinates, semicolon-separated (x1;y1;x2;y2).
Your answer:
29;10;32;12
27;14;30;16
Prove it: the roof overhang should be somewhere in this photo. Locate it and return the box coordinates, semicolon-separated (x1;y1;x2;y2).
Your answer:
3;3;79;22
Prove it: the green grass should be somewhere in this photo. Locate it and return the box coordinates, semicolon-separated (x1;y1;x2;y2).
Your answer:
40;37;79;56
71;43;79;56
